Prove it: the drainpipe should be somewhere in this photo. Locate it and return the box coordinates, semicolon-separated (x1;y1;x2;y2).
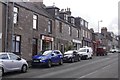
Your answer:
11;2;14;52
5;0;8;52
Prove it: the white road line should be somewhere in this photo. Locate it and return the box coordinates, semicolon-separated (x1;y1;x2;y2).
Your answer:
77;58;117;79
33;58;111;78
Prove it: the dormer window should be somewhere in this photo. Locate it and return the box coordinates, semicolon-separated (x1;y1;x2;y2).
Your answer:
64;14;68;21
71;18;75;25
85;22;88;27
81;19;84;26
55;9;58;16
65;15;68;21
64;14;66;20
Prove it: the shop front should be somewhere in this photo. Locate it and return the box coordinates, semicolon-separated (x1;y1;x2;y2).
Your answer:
82;37;92;47
41;35;54;52
72;39;82;50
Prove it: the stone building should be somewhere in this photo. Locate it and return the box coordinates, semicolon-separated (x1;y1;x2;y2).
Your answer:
0;1;56;61
0;1;92;61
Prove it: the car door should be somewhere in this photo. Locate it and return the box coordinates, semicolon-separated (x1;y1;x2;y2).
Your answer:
87;49;90;58
51;52;57;63
54;51;62;62
0;53;13;72
8;53;22;70
73;52;77;60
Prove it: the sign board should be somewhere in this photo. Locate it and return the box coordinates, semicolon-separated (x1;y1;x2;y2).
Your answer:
72;39;81;44
42;35;53;42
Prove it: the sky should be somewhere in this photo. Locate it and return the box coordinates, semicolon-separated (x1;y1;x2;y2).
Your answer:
43;0;119;35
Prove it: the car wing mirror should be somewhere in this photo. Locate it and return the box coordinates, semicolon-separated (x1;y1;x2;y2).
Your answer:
51;54;54;56
17;57;21;60
87;50;89;53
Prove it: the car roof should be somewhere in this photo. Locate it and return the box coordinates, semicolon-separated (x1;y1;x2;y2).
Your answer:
0;52;13;54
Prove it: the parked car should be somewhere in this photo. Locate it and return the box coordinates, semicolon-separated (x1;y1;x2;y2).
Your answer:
0;52;28;75
109;49;119;53
32;50;63;68
0;62;2;77
96;47;107;56
63;50;81;62
78;46;93;59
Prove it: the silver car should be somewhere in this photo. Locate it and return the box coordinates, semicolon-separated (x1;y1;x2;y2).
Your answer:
0;52;28;75
0;62;2;79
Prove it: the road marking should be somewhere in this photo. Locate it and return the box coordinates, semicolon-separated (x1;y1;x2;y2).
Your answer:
32;58;112;78
76;58;117;79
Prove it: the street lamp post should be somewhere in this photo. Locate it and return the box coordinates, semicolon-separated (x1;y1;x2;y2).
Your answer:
98;20;102;33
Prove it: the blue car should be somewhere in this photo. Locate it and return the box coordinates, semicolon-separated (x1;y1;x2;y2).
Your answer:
31;50;63;68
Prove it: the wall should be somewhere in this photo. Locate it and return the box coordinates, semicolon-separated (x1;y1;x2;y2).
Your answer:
0;2;3;52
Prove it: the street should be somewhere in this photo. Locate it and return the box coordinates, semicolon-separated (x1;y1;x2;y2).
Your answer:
2;53;118;79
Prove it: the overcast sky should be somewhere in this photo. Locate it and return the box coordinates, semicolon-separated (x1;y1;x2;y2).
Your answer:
43;0;119;35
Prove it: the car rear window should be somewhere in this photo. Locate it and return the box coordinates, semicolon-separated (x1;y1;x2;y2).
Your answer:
0;54;9;59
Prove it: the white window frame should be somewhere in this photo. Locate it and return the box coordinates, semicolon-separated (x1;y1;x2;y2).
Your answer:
71;18;75;25
77;29;79;38
13;7;18;24
48;20;52;33
68;26;71;35
81;19;84;26
12;35;21;53
33;14;38;29
55;9;58;16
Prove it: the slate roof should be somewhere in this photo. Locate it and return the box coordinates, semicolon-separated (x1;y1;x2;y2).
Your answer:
15;2;54;19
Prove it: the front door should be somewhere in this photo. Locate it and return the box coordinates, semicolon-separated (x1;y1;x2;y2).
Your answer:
32;38;38;56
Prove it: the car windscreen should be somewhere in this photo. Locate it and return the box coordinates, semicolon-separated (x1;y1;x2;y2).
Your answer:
37;52;42;55
78;49;86;52
64;51;73;55
43;51;52;55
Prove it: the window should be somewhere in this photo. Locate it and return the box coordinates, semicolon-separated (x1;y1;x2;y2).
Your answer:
71;18;75;25
12;35;21;53
13;7;18;24
59;22;63;33
85;22;88;27
83;29;85;37
54;51;60;54
81;19;84;26
48;20;52;33
33;14;38;29
68;26;72;36
55;9;58;16
64;14;68;21
0;54;9;60
77;30;79;38
9;53;19;60
32;38;38;56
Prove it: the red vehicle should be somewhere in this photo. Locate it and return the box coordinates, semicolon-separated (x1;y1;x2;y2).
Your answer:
96;47;107;56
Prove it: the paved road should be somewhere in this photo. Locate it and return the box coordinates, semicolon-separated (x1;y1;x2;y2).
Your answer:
3;53;118;79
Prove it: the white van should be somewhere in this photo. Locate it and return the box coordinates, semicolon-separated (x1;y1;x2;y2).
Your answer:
78;46;93;59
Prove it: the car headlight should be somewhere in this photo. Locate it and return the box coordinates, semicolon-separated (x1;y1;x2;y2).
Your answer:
40;57;46;61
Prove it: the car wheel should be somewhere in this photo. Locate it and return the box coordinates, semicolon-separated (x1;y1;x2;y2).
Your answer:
86;56;89;60
21;64;27;73
59;59;63;65
90;56;92;59
47;60;52;68
2;68;4;76
71;58;74;63
78;57;81;61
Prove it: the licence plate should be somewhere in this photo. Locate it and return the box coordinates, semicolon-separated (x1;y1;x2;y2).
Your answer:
33;60;39;62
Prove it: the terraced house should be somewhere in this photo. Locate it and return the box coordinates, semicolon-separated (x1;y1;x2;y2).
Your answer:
0;1;93;61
